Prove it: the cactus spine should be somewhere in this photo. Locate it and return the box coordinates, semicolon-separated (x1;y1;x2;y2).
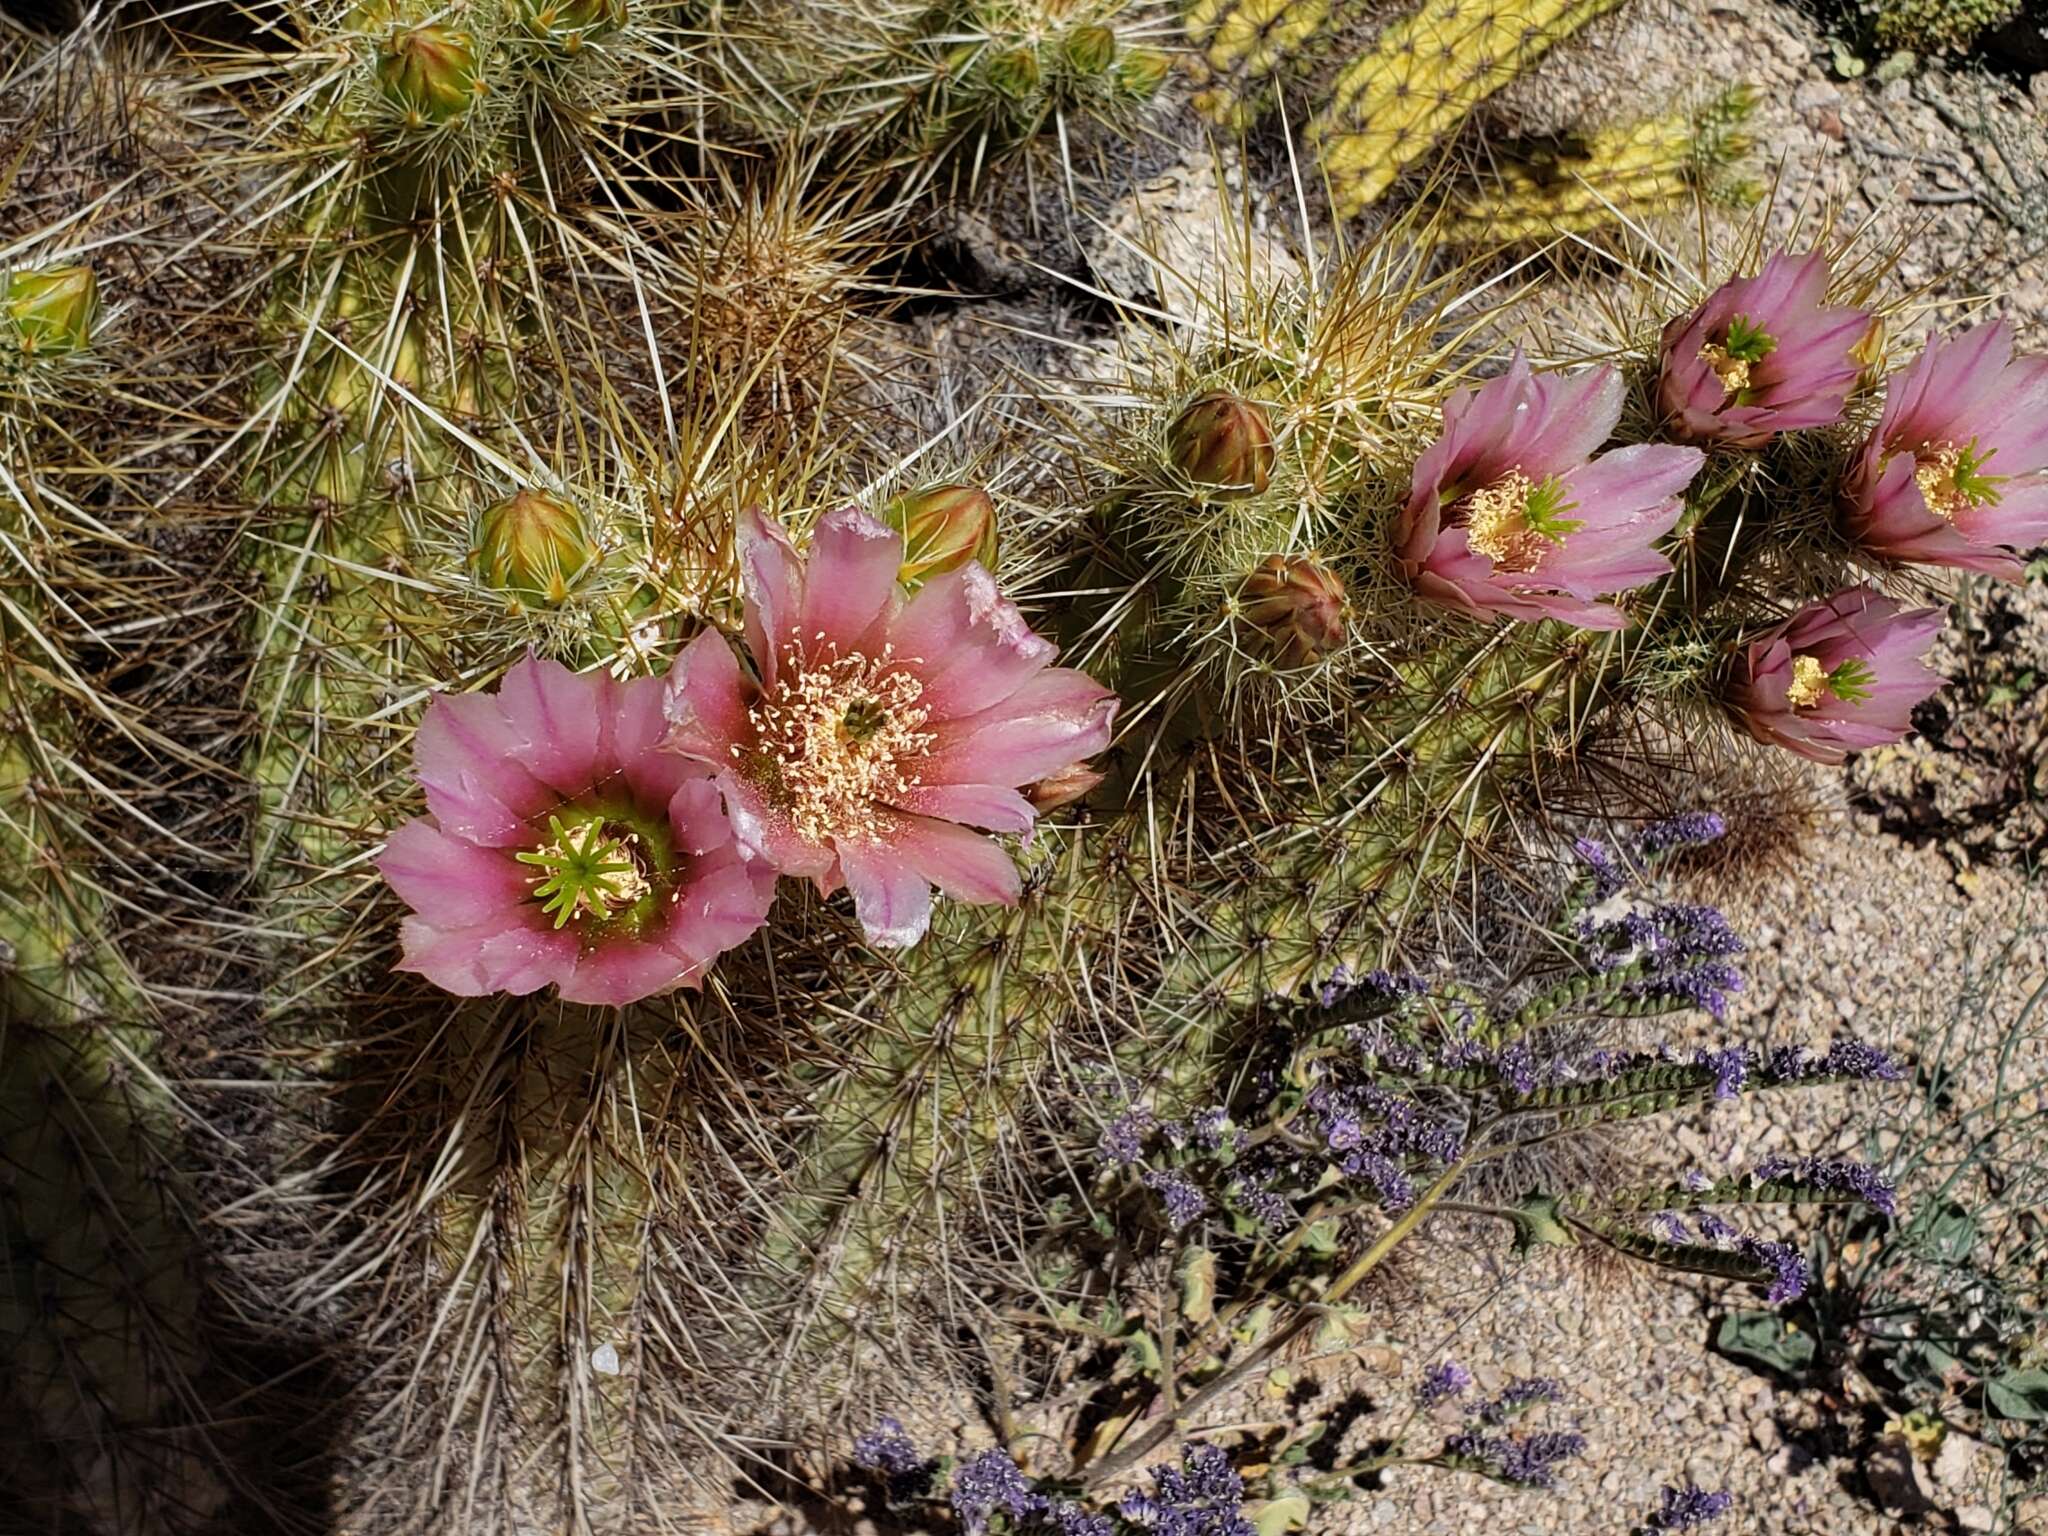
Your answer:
1310;0;1631;216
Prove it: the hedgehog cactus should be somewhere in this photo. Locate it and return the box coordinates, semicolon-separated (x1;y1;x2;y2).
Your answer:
1311;0;1632;216
1430;87;1760;246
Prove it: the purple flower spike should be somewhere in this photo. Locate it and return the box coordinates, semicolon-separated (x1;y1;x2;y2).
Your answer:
1727;586;1946;764
1659;250;1874;447
1417;1360;1474;1407
1650;1484;1735;1530
1842;321;2048;578
950;1448;1047;1533
1397;354;1705;630
1145;1169;1208;1230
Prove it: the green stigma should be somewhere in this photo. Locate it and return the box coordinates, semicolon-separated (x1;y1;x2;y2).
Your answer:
1523;475;1583;542
515;814;652;928
1827;657;1876;705
1721;313;1776;365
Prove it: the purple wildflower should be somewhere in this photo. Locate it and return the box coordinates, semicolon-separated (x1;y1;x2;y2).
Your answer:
1635;811;1727;858
1695;1212;1738;1244
951;1449;1047;1533
1447;1429;1589;1489
1319;966;1426;1009
1120;1444;1255;1536
1764;1039;1904;1084
1735;1235;1812;1304
1418;1360;1474;1407
1342;1149;1417;1211
1145;1169;1208;1230
1754;1155;1899;1217
853;1416;934;1499
1050;1504;1115;1536
1694;1046;1749;1100
1493;1040;1539;1095
1649;1484;1735;1529
1230;1181;1294;1234
1574;836;1627;902
1681;1170;1712;1193
1097;1107;1155;1169
1479;1377;1563;1425
1651;1211;1692;1244
1188;1105;1230;1151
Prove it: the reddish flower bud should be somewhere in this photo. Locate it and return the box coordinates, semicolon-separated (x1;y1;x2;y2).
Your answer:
1167;392;1275;498
1026;763;1105;813
1238;554;1346;668
376;24;481;127
880;484;999;590
471;490;600;605
6;265;98;358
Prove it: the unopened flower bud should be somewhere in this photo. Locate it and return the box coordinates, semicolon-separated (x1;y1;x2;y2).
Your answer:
1113;46;1171;99
517;0;625;47
1167;391;1275;499
1026;763;1104;813
6;266;99;358
1237;554;1346;668
377;24;482;127
880;484;998;590
1060;23;1116;74
985;45;1042;99
471;490;599;605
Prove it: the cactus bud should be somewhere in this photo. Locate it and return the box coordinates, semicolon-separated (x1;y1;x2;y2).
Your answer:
1237;555;1346;669
1060;23;1117;74
985;46;1042;100
1026;763;1105;813
471;490;599;605
377;25;481;127
6;266;99;358
516;0;625;47
1113;46;1172;99
1167;392;1275;499
880;483;999;590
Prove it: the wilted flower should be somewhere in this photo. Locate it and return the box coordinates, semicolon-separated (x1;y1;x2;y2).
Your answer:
1396;354;1704;629
1658;250;1873;447
662;506;1116;948
1168;391;1276;498
375;22;482;126
1840;321;2048;577
1725;586;1945;764
880;483;999;591
6;265;98;357
1025;762;1105;813
470;489;600;605
380;655;778;1004
1236;553;1346;667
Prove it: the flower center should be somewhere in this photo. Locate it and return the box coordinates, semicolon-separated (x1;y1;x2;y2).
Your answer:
516;813;653;928
1912;438;2004;523
1699;313;1774;404
1785;653;1875;712
1463;470;1581;575
747;641;934;844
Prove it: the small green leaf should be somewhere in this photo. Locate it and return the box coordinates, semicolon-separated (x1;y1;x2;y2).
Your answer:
1509;1192;1577;1255
1714;1309;1816;1376
1248;1494;1312;1535
1985;1370;2048;1422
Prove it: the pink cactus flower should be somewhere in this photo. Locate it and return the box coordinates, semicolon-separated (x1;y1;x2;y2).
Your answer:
663;506;1118;948
1659;251;1873;448
379;655;779;1004
1397;354;1705;630
1726;587;1946;764
1840;321;2048;578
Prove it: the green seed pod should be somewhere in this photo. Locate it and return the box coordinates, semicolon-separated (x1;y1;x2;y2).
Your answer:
471;490;600;605
1061;23;1117;74
5;266;99;358
376;24;482;127
881;483;999;590
1237;554;1346;668
1113;46;1172;99
1167;391;1276;498
984;45;1043;100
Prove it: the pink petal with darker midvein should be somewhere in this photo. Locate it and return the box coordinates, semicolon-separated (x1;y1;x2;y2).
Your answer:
888;813;1024;906
736;505;803;688
379;817;531;928
888;782;1038;833
396;911;577;997
798;506;903;658
415;689;554;847
837;840;935;948
918;668;1118;787
886;563;1058;720
662;629;755;766
498;653;612;797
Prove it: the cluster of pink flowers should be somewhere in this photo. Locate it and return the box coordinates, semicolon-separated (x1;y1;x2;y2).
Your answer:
381;507;1116;1004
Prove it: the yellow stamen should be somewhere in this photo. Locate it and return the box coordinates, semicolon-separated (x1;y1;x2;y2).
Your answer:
1785;654;1829;711
1913;442;1972;523
748;638;934;844
1464;470;1550;574
1698;342;1751;398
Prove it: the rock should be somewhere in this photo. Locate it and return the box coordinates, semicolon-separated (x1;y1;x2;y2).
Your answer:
1932;1431;1996;1505
1957;1506;1997;1533
1085;154;1299;315
1863;1435;1937;1518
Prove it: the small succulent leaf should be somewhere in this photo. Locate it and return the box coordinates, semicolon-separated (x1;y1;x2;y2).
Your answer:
1986;1370;2048;1423
1713;1309;1817;1376
1509;1192;1577;1254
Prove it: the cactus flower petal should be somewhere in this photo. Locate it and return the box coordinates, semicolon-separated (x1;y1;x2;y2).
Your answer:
1399;355;1703;629
1658;250;1872;447
663;506;1115;947
383;657;777;1003
1842;321;2048;578
1725;586;1946;763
